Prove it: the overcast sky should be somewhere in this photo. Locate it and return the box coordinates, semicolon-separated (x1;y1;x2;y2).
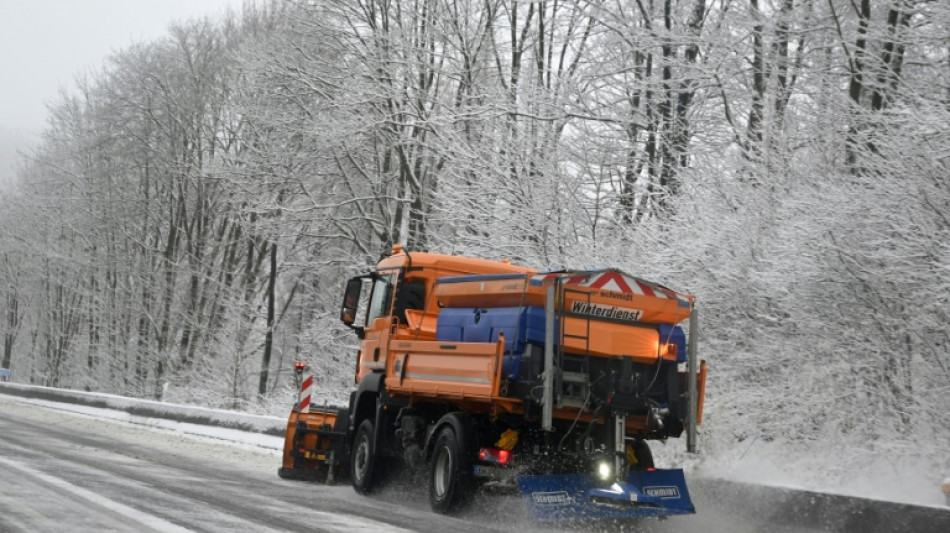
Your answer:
0;0;245;189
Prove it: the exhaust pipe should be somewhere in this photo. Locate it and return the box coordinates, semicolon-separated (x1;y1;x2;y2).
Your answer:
687;307;698;453
542;283;555;432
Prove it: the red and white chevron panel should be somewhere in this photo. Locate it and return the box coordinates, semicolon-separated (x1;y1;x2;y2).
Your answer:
533;270;689;304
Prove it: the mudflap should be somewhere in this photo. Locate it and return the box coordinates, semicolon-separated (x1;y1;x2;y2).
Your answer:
279;406;350;483
517;469;695;522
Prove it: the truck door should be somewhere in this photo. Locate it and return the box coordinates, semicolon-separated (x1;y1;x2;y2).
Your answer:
357;270;398;380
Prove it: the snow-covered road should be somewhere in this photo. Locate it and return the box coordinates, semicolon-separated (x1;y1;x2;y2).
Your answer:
1;395;948;532
0;397;490;533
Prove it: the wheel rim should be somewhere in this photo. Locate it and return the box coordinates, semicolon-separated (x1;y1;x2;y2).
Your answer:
355;434;369;482
433;446;451;499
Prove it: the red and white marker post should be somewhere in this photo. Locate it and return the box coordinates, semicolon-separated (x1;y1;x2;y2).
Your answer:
294;361;313;413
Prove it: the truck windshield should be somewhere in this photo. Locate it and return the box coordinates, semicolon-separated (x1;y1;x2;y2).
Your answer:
366;272;397;324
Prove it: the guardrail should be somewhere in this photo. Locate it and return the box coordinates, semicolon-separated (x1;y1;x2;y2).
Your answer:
0;382;284;437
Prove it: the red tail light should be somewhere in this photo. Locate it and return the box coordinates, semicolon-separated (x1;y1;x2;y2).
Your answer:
478;447;511;465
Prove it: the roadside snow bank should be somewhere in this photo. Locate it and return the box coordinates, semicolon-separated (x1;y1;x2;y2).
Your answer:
698;438;948;508
0;382;285;446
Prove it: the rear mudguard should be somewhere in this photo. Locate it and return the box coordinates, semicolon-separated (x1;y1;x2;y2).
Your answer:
517;468;694;522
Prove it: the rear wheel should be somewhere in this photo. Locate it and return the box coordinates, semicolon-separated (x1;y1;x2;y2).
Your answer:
428;426;472;514
351;419;379;494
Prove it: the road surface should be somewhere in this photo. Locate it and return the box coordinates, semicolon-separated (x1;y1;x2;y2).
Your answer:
0;397;947;532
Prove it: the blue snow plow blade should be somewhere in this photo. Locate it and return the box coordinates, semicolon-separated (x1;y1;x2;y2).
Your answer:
517;469;695;522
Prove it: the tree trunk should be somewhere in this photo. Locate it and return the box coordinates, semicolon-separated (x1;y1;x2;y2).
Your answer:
2;291;16;370
259;240;278;397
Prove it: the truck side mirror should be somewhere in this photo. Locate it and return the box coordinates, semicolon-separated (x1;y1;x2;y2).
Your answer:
341;278;363;326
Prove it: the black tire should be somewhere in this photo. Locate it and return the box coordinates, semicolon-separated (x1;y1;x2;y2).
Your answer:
631;439;655;469
351;419;379;494
428;426;473;514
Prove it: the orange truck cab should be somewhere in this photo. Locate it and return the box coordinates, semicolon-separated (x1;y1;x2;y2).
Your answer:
280;246;706;521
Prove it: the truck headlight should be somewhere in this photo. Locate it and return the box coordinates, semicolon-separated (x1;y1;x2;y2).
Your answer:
596;461;613;481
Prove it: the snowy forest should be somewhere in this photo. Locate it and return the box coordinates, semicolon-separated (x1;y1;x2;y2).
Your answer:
1;0;948;480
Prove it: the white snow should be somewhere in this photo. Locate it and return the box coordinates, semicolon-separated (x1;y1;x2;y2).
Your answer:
1;392;284;452
698;438;949;509
0;382;284;434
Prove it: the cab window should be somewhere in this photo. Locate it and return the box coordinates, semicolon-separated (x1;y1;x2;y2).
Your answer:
366;272;397;324
394;278;427;323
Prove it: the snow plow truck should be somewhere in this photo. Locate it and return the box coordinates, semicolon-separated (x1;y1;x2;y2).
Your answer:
279;246;707;521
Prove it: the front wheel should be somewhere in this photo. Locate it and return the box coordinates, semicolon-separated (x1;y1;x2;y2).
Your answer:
351;419;379;494
429;426;472;514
